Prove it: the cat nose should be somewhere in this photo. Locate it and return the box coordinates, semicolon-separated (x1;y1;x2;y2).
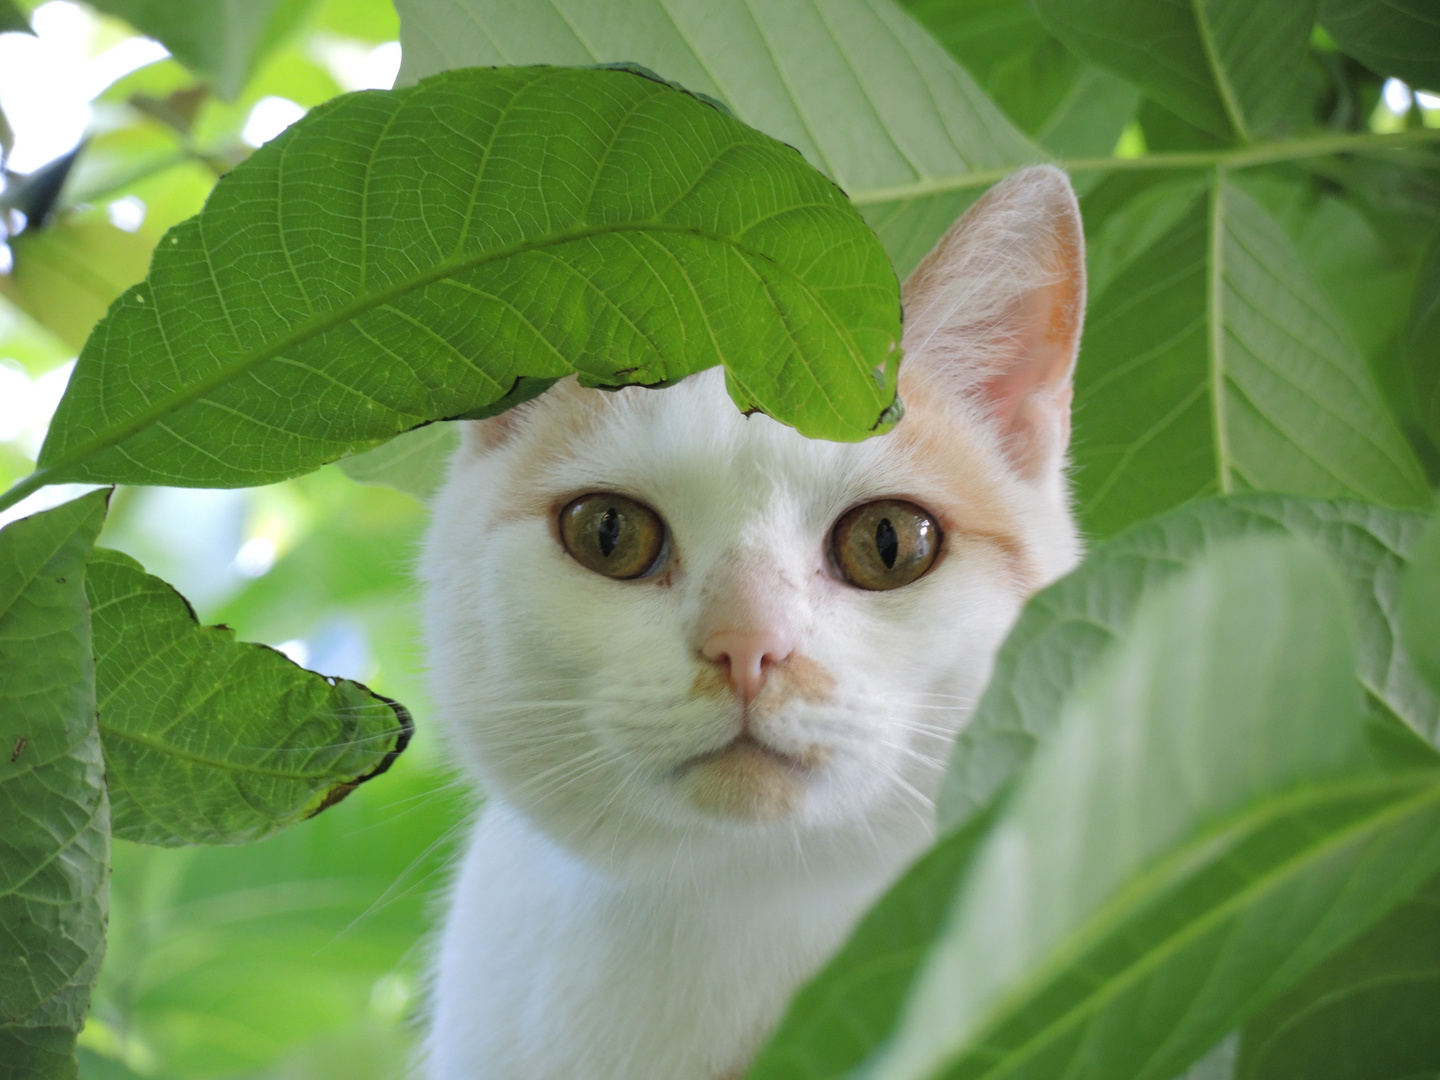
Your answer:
701;629;795;705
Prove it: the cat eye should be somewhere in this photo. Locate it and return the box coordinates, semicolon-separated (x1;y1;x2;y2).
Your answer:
831;500;940;591
559;493;667;579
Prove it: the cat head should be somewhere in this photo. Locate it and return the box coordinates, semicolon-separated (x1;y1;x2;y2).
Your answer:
423;166;1085;866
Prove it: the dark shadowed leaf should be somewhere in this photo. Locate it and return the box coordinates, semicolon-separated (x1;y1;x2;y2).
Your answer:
394;0;1042;275
0;0;30;34
1405;227;1440;452
0;491;110;1079
1318;0;1440;93
1027;0;1316;139
941;494;1440;830
1401;510;1440;695
869;537;1440;1080
33;66;901;497
1237;868;1440;1079
86;549;410;846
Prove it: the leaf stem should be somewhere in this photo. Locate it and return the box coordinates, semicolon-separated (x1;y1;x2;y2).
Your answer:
848;127;1440;205
0;469;53;517
1207;168;1233;495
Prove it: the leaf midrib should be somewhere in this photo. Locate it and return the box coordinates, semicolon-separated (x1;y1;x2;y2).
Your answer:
34;217;842;489
941;771;1440;1080
1190;0;1249;141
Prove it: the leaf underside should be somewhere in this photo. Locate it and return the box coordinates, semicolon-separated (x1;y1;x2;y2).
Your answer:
87;549;411;846
393;0;1043;274
39;65;902;492
868;539;1440;1080
0;492;111;1078
1073;175;1429;540
942;493;1440;830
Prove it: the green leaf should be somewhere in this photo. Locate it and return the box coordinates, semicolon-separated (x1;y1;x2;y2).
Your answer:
336;424;457;501
1401;510;1440;695
0;491;111;1079
1026;0;1317;139
747;809;995;1080
868;536;1440;1080
312;0;398;42
1405;227;1440;452
0;222;158;355
1073;172;1430;539
86;0;321;102
336;374;558;499
1318;0;1440;94
393;0;1042;274
29;66;901;498
86;548;410;846
899;0;1137;158
1237;867;1440;1080
942;494;1440;831
0;0;29;35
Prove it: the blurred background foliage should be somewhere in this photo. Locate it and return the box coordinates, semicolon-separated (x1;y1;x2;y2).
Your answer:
0;0;1435;1076
1;3;469;1077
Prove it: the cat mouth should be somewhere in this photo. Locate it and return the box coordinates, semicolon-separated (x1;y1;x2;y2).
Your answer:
671;734;828;822
673;732;814;777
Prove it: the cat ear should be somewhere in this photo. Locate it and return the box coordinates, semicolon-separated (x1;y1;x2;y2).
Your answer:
900;165;1085;479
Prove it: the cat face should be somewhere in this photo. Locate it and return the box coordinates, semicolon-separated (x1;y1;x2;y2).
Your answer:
423;166;1085;862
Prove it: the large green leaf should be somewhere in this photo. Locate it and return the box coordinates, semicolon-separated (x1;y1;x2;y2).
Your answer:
747;810;995;1080
867;537;1440;1080
1318;0;1440;94
899;0;1138;158
1026;0;1316;140
86;549;410;846
941;494;1440;831
28;65;900;499
393;0;1042;274
0;492;110;1079
1406;227;1440;452
1237;868;1440;1080
1073;172;1429;539
87;0;320;102
1401;510;1440;695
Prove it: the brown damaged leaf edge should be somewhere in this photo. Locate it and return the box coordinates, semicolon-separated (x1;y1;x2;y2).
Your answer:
90;551;414;822
233;639;415;818
306;685;414;817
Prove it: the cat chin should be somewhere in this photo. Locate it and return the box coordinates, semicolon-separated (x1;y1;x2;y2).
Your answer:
671;732;825;822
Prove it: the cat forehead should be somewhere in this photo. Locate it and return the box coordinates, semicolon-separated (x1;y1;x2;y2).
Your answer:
505;371;925;514
472;370;1039;585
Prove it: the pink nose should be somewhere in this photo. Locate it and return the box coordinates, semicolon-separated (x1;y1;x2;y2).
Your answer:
701;629;795;705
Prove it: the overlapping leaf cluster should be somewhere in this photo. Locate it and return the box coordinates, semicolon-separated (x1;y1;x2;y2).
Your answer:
0;30;906;1077
0;0;1437;1076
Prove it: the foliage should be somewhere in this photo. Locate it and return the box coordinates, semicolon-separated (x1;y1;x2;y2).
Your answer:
0;0;1436;1078
87;548;409;846
0;491;108;1077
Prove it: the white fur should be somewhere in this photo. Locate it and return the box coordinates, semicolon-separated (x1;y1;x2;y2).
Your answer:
421;167;1085;1080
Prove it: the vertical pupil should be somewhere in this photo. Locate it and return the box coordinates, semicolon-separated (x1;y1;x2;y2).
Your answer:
875;517;898;569
597;507;621;557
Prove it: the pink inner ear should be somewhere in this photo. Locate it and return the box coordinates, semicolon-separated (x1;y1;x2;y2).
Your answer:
900;167;1087;481
978;274;1083;478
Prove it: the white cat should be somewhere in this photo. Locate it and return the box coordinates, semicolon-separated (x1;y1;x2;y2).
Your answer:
421;165;1086;1080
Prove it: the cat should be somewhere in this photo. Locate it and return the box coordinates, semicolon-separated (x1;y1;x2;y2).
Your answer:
420;165;1086;1080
